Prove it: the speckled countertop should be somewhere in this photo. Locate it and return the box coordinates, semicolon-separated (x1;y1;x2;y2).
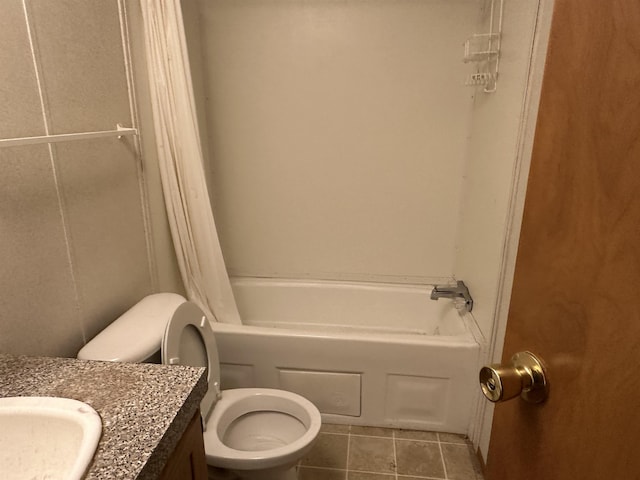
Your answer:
0;354;207;479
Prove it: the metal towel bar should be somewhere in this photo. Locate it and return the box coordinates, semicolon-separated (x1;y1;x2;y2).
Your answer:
0;124;137;148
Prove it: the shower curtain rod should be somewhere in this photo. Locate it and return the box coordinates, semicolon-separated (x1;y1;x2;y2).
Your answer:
0;124;137;148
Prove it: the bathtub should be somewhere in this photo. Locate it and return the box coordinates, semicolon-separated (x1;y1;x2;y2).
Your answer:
211;278;481;434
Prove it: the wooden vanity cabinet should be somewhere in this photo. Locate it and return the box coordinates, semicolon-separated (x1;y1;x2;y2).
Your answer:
159;410;208;480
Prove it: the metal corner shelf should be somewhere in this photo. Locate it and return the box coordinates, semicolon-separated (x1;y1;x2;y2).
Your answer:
463;0;504;93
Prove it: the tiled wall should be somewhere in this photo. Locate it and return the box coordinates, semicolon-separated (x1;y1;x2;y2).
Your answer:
0;0;156;357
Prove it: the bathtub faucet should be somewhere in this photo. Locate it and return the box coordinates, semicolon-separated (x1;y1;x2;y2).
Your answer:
430;281;473;312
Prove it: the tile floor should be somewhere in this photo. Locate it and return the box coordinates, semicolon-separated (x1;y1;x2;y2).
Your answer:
209;424;484;480
297;424;484;480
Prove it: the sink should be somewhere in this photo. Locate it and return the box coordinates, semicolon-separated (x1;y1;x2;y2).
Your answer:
0;396;102;480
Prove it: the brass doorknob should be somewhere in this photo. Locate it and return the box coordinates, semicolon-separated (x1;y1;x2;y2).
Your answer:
479;351;548;403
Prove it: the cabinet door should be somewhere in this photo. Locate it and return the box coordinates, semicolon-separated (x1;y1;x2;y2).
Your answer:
160;410;208;480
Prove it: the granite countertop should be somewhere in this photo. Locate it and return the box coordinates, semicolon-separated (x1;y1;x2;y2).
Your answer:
0;354;207;479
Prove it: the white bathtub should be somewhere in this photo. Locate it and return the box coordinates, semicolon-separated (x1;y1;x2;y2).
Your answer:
212;278;481;434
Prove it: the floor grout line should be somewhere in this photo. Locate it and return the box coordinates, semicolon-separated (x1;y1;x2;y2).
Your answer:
299;466;346;472
321;430;468;445
437;433;449;480
345;426;352;480
392;430;399;480
397;476;446;480
299;465;447;480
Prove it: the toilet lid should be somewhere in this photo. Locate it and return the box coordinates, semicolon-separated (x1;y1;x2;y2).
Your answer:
162;301;221;422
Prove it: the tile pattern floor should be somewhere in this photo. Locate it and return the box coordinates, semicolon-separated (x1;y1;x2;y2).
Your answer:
207;424;484;480
298;424;484;480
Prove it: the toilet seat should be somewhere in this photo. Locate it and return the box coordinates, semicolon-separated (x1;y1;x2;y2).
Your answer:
162;301;221;423
202;388;321;470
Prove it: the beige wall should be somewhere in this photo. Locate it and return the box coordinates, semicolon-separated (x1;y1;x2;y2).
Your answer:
0;0;544;359
455;1;542;338
185;0;543;339
0;0;166;357
125;0;185;297
188;0;479;283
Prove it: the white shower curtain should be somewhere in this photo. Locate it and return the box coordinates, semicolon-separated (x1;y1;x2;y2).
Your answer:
140;0;242;324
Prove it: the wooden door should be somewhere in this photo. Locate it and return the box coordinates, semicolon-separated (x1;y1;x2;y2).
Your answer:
486;0;640;479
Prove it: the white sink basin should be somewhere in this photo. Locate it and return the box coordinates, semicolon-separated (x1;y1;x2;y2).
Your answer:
0;396;102;480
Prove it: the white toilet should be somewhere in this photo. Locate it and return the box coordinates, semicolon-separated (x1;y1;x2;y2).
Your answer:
78;294;321;480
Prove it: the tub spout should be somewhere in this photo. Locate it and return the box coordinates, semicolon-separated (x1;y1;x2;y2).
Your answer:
430;281;473;312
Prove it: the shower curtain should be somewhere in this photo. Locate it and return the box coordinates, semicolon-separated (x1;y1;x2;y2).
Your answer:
140;0;242;324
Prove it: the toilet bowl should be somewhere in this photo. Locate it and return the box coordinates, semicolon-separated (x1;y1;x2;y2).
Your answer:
77;294;321;480
204;389;320;480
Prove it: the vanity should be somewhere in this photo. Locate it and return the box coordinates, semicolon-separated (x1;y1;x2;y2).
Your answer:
0;354;208;479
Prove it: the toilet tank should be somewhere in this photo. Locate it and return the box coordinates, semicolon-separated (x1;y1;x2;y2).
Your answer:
77;293;186;363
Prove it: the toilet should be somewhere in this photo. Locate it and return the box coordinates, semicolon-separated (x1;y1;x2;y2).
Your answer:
78;294;321;480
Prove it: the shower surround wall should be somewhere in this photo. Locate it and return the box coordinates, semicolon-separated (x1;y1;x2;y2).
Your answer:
183;0;543;340
0;0;179;357
187;0;476;284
